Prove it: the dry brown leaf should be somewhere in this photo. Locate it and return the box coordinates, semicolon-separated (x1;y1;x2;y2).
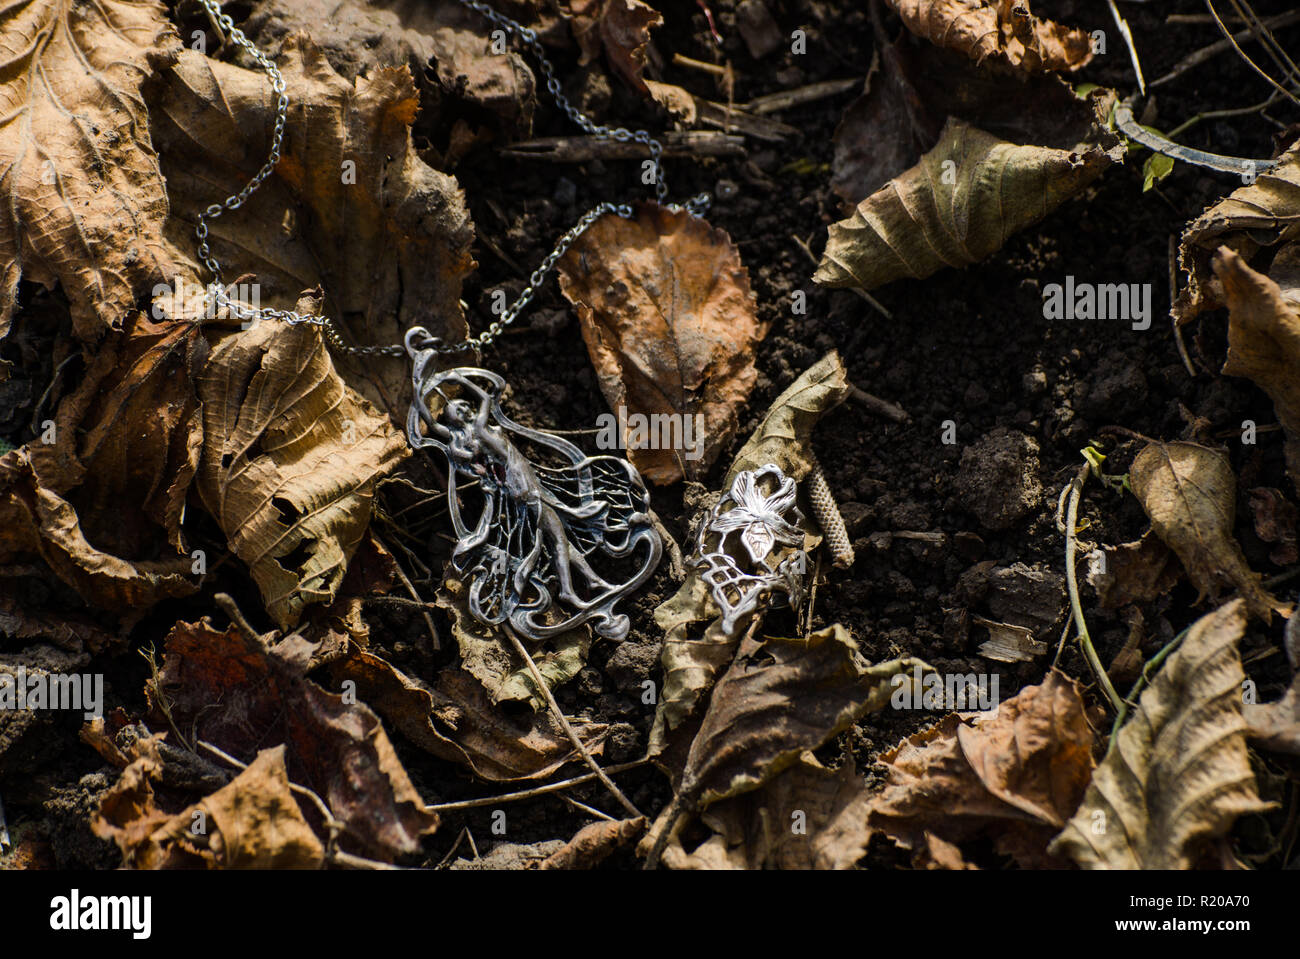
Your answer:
1088;531;1183;610
0;0;180;343
816;112;1120;292
868;671;1094;868
649;352;848;753
1215;247;1300;490
1129;441;1281;621
149;619;437;862
657;752;873;870
558;203;767;484
326;640;610;782
1243;611;1300;755
1247;487;1299;566
885;0;1093;74
0;313;204;610
1173;142;1300;325
1051;601;1274;869
196;320;408;629
540;816;646;869
150;35;473;410
564;0;662;92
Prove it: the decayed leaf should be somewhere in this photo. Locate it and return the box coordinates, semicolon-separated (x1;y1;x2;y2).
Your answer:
150;36;473;408
0;314;204;610
1088;531;1182;610
869;671;1095;868
1215;247;1300;490
1244;610;1300;755
564;0;662;92
196;320;408;629
557;203;767;484
1247;487;1299;566
540;817;646;869
1173;141;1300;325
816;114;1119;292
0;0;180;343
657;752;873;870
1128;441;1280;621
94;746;325;869
327;640;610;782
885;0;1093;74
1051;601;1274;869
832;38;1106;205
644;625;927;862
149;619;437;862
649;353;848;752
438;574;590;710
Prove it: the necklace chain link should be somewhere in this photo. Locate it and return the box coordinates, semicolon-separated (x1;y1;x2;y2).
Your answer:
193;0;709;358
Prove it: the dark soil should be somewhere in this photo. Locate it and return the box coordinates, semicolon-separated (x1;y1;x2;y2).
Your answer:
3;0;1299;869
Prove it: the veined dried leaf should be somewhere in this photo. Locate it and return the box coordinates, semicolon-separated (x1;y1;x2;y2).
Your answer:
1215;247;1300;490
197;320;408;629
564;0;662;91
649;353;848;753
816;116;1118;292
657;752;873;870
1174;141;1300;325
1051;601;1274;868
151;36;473;409
558;203;767;484
1129;441;1280;621
869;671;1094;868
0;0;180;342
885;0;1093;73
0;314;204;610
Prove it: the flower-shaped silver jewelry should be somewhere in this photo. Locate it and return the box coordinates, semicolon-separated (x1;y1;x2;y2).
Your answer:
693;464;808;633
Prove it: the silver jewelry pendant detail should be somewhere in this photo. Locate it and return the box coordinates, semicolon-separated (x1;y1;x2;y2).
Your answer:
405;328;661;642
694;464;808;633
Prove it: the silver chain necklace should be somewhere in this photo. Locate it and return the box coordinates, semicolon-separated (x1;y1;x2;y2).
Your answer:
192;0;705;641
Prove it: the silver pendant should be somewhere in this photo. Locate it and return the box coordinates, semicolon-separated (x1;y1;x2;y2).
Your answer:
405;328;661;642
693;465;808;634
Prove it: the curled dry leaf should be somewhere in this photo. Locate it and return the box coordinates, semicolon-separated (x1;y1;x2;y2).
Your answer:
93;746;325;869
816;110;1121;292
0;0;180;343
438;574;590;710
196;320;409;629
1128;441;1281;621
563;0;662;92
644;624;928;862
327;640;610;782
649;352;848;753
885;0;1093;74
150;35;474;408
558;203;767;484
244;0;541;130
0;314;204;611
149;619;437;862
1215;247;1300;490
868;671;1095;869
1173;142;1300;325
656;752;873;870
1051;601;1274;869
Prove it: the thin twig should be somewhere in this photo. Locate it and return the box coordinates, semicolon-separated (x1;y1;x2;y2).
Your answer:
848;383;910;423
502;131;744;162
792;234;892;319
425;759;648;813
1108;0;1147;94
562;795;617;822
371;532;441;651
1151;9;1300;88
501;622;643;819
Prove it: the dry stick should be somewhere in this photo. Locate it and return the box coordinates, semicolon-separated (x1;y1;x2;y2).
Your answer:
1108;0;1147;93
501;622;643;820
197;740;398;870
562;795;617;822
791;234;892;320
1169;235;1197;378
1060;467;1124;712
1151;9;1300;88
371;531;441;651
848;384;910;423
214;592;267;649
501;131;744;162
426;759;647;813
1114;99;1276;177
1205;0;1300;105
740;78;861;115
1226;0;1300;94
671;52;728;77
